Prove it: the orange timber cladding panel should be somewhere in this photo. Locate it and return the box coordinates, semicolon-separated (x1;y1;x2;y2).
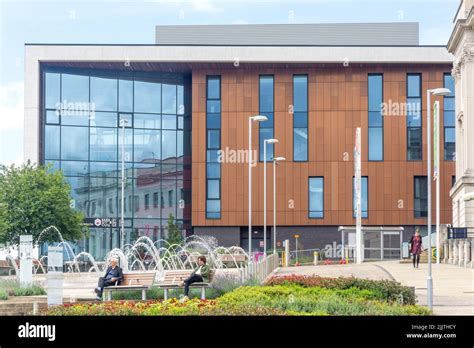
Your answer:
191;65;455;227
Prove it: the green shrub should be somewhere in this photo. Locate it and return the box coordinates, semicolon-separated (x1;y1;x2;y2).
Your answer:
217;285;427;316
265;275;416;305
211;272;259;296
0;279;46;297
11;285;46;296
0;289;8;300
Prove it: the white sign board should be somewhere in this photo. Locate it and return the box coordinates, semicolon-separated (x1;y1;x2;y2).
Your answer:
19;235;33;259
19;235;33;287
47;273;63;307
48;246;63;270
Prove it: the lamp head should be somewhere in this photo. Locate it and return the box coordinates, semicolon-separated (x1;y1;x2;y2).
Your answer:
250;115;268;122
431;88;451;96
273;157;286;162
265;138;279;145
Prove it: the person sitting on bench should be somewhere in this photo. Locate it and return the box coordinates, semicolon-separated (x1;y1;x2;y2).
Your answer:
94;257;123;300
180;256;210;300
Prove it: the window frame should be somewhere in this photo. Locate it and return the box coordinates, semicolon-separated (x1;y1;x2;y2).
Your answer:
308;176;324;219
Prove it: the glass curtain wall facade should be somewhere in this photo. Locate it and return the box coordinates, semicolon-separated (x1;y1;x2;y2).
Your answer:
407;73;422;160
308;177;324;218
259;75;275;161
368;74;383;161
42;66;191;260
293;75;308;161
444;73;455;161
414;176;428;218
205;76;221;219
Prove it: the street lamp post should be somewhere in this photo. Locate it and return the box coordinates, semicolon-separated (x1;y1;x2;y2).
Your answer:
272;157;286;254
263;138;278;257
120;118;128;251
248;115;268;259
426;87;451;311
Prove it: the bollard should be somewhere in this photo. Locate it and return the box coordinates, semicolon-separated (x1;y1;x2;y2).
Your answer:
314;251;319;265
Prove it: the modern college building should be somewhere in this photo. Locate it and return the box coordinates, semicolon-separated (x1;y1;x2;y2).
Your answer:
24;23;456;260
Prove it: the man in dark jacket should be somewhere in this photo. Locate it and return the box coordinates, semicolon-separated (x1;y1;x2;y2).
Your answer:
94;257;123;300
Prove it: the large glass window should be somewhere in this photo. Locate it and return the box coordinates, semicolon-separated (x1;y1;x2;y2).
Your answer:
259;75;274;161
90;127;117;162
407;74;422;160
45;73;60;110
61;126;89;160
205;76;221;219
308;177;324;218
90;77;118;111
134;129;161;162
45;125;60;159
119;79;133;112
368;74;383;161
42;67;191;260
353;177;368;218
293;75;308;161
134;81;161;113
444;73;455;160
414;176;428;218
61;74;89;104
162;84;177;114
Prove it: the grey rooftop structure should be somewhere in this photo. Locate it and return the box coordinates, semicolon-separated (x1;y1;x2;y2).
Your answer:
156;22;420;46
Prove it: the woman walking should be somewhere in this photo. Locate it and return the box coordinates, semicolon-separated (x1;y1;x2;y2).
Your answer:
409;228;423;269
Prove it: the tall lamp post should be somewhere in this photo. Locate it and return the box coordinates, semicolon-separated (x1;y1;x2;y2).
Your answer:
120;118;128;251
426;87;451;311
248;115;268;259
272;157;286;254
263;138;279;257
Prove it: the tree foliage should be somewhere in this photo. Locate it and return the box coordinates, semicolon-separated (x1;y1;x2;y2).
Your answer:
0;161;84;245
166;213;182;246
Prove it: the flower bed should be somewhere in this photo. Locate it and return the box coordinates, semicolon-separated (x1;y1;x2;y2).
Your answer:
47;282;428;316
46;298;284;316
264;275;416;305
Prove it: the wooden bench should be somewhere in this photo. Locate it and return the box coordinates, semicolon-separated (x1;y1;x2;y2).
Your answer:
102;272;155;301
158;269;215;300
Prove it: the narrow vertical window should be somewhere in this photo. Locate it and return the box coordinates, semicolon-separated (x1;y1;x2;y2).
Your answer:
368;74;383;161
259;75;274;161
293;75;308;161
407;74;422;160
308;177;324;218
353;177;368;218
444;73;455;161
414;176;428;218
206;76;221;219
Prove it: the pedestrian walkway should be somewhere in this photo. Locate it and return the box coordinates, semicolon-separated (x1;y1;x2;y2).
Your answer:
275;261;474;315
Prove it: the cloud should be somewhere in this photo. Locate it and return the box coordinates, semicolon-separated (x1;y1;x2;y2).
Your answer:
188;0;223;13
154;0;223;13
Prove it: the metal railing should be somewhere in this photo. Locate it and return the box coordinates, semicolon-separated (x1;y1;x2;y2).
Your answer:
239;253;279;284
